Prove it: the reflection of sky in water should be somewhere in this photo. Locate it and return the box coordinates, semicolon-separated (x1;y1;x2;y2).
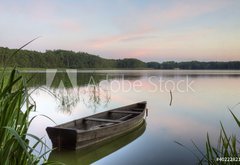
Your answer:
27;70;240;165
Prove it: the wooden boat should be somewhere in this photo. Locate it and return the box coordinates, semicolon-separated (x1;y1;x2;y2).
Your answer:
48;120;146;164
46;101;147;150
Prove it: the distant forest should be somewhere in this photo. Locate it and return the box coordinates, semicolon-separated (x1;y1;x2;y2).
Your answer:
0;47;239;69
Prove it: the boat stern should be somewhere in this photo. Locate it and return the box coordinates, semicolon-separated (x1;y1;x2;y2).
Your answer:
46;127;78;150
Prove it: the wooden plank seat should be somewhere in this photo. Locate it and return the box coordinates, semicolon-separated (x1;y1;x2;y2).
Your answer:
111;110;141;114
89;123;114;130
131;108;144;111
85;117;122;123
119;114;132;121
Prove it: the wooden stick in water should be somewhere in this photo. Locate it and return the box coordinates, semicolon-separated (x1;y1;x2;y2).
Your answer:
169;90;173;106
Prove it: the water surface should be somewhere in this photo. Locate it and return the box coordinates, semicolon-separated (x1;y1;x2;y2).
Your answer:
25;70;240;165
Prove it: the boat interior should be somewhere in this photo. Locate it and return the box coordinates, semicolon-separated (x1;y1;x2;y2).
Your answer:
57;102;146;131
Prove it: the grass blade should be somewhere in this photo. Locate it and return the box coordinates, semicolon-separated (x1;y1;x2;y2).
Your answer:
229;109;240;127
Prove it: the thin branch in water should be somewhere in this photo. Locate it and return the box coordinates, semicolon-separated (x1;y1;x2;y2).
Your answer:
169;90;173;106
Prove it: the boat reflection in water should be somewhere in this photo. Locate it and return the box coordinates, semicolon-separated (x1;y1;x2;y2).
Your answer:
48;120;146;165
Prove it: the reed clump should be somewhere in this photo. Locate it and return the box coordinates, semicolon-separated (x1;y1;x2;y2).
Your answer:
176;109;240;164
199;110;240;164
0;69;55;164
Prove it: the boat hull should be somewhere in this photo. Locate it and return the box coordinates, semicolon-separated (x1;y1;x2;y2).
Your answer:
48;120;146;164
46;101;147;150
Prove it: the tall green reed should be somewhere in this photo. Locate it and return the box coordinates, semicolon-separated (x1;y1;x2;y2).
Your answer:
0;38;64;164
0;69;53;164
176;109;240;164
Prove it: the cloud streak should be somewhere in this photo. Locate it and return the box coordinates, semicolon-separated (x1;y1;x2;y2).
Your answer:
89;0;231;49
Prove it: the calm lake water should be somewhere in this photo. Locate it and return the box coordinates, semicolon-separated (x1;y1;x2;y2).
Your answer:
24;70;240;165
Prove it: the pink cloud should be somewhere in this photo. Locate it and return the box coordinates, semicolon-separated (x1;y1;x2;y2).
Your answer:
90;34;157;48
28;1;57;20
158;2;222;22
89;1;230;49
56;19;82;32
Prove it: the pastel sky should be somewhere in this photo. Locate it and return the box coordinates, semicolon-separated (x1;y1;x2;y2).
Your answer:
0;0;239;62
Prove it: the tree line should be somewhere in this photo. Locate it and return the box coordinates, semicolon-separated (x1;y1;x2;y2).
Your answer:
0;47;145;68
0;47;239;69
147;61;240;70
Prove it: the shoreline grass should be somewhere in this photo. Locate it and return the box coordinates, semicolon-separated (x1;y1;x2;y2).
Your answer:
0;69;57;164
176;108;240;164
